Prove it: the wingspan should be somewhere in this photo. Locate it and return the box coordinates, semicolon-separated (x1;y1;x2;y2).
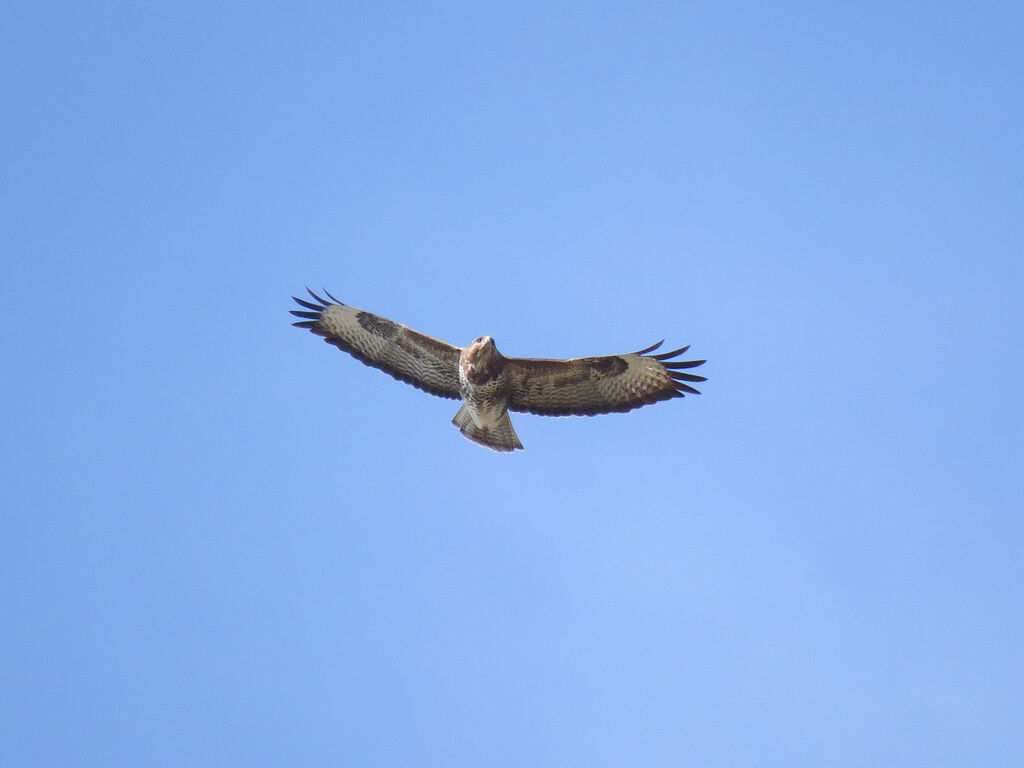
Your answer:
505;340;706;417
290;289;462;399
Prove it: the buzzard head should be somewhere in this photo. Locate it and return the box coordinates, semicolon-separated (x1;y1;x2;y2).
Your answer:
461;335;504;383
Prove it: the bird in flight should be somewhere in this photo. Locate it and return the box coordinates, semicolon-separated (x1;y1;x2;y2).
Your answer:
291;289;706;451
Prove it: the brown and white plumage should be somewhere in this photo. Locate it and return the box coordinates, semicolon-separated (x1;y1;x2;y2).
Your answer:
291;289;706;451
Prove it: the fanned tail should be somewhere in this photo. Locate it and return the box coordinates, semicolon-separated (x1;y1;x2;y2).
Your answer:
451;404;524;452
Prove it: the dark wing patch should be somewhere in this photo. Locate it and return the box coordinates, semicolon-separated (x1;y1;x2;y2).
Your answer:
291;289;462;400
505;340;706;417
356;311;400;340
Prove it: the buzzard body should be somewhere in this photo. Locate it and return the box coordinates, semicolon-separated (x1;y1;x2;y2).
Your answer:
291;289;706;452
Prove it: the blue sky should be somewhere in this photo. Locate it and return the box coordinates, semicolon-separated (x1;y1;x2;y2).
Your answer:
2;1;1022;765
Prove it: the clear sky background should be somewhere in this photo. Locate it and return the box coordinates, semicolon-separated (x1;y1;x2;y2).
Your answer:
2;2;1022;766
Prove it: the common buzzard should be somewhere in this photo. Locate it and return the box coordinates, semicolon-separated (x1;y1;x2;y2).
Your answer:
291;289;706;452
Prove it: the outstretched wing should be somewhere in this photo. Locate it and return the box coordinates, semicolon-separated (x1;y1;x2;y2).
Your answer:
290;289;462;400
505;341;706;417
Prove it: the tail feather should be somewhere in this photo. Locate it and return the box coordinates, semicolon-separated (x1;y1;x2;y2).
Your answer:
451;404;524;452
